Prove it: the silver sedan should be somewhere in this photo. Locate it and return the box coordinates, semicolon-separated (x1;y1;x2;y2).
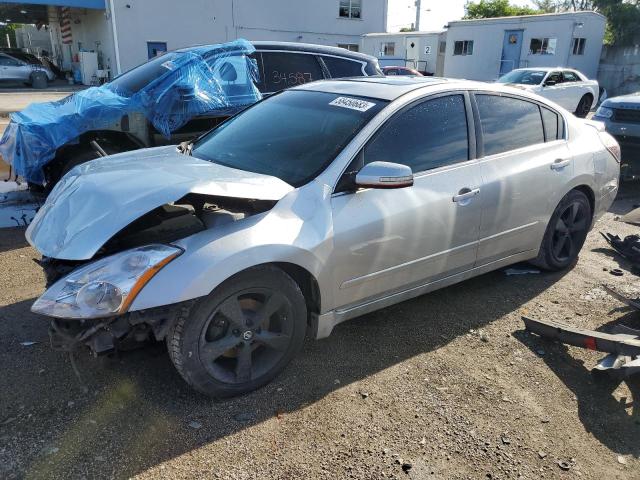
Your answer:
27;77;621;397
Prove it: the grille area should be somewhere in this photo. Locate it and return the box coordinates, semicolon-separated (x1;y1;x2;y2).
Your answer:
613;107;640;124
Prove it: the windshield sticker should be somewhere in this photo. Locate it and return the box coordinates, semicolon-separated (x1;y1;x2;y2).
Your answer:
329;97;376;112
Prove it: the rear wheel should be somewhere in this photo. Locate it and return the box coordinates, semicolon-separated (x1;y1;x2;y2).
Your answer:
532;190;592;271
574;94;593;118
167;266;307;398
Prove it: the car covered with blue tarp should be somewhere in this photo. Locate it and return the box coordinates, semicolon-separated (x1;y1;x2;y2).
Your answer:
0;40;381;191
0;39;261;186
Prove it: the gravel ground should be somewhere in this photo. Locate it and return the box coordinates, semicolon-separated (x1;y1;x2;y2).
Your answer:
1;185;639;480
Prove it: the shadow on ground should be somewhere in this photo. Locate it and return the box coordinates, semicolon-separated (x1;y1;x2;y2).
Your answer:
514;319;640;459
0;226;28;253
0;265;569;479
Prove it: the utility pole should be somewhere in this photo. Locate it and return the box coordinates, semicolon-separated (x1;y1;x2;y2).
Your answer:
415;0;421;31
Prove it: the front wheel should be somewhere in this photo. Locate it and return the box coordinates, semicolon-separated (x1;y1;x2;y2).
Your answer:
167;265;307;398
30;71;48;89
531;190;592;271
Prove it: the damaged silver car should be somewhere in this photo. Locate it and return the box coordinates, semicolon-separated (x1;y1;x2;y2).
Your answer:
27;77;621;397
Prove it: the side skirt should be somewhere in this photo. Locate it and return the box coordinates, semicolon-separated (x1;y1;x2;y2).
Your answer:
315;249;537;339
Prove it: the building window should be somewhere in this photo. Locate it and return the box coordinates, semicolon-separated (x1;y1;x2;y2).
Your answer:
453;40;474;56
572;37;586;55
439;41;446;54
339;0;361;19
529;37;557;55
381;42;395;56
338;43;359;52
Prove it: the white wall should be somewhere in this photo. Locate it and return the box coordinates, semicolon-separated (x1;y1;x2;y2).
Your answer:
361;32;442;73
14;25;52;54
443;12;605;81
111;0;388;72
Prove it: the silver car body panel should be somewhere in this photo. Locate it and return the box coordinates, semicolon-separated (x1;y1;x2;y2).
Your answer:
25;146;294;260
30;78;620;339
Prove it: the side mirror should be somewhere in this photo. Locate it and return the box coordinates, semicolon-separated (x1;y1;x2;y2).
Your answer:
544;80;557;87
355;161;413;189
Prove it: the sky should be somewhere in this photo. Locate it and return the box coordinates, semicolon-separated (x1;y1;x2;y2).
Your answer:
386;0;536;32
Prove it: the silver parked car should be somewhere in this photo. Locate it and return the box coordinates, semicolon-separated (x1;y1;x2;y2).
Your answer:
27;77;621;397
0;52;55;88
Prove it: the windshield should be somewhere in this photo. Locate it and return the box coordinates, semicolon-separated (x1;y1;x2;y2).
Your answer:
192;90;387;187
497;70;547;85
109;52;183;94
9;53;41;65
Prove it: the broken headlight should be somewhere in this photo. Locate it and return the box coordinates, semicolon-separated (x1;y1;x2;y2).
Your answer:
32;245;182;319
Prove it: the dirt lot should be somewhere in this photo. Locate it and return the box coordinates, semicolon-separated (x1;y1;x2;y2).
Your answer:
1;186;639;480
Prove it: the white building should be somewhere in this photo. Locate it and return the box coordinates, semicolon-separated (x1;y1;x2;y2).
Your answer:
13;24;52;55
0;0;388;78
361;30;446;75
443;11;606;81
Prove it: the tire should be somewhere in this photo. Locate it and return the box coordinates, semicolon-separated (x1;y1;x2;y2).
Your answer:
167;265;307;398
574;94;593;118
30;71;48;89
531;190;592;271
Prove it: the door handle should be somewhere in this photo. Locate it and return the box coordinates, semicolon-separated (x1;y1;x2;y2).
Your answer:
551;158;571;170
452;187;480;203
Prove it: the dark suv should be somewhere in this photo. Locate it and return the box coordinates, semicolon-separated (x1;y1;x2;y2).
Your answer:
28;42;381;190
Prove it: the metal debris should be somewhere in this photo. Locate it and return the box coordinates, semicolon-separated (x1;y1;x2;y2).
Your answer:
523;316;640;379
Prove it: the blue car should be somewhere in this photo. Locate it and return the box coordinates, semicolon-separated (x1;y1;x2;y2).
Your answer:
593;92;640;180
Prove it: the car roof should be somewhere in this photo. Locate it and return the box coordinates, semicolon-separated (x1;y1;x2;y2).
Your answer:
250;41;377;63
178;41;377;64
293;76;549;103
293;76;454;101
511;67;576;72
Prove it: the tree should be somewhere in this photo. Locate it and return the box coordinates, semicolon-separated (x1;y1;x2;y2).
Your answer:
532;0;559;13
0;23;17;49
556;0;640;45
595;0;640;44
464;0;540;19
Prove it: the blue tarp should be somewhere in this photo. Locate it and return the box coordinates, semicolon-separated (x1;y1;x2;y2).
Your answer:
0;39;262;184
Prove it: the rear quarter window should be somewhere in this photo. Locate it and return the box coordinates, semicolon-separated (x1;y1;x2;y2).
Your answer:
321;56;365;78
476;94;545;156
540;107;564;141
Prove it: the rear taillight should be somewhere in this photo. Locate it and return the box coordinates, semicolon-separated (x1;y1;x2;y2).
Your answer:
599;131;621;163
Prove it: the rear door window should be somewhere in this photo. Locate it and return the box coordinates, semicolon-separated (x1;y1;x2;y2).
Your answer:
321;55;365;78
562;71;579;82
476;94;545;156
259;52;324;93
364;95;469;173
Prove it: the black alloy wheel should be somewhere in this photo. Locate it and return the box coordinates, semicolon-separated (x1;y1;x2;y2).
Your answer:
550;199;590;264
167;265;307;398
198;288;294;384
531;189;592;271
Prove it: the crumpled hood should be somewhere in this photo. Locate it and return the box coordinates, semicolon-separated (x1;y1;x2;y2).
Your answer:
26;146;294;260
602;92;640;110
